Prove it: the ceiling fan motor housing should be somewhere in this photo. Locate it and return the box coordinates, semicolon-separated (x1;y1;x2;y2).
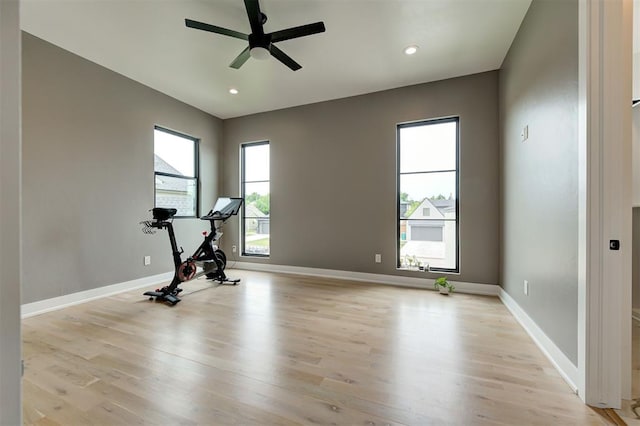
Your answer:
248;32;271;50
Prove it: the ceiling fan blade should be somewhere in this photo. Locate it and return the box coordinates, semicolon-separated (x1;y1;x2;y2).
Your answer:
185;19;248;40
270;44;301;71
244;0;264;35
230;46;251;69
270;22;326;43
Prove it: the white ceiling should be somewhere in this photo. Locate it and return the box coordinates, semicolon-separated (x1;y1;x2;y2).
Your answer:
21;0;532;119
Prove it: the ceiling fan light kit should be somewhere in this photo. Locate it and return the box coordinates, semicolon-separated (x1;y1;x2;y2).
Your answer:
185;0;325;71
250;46;270;60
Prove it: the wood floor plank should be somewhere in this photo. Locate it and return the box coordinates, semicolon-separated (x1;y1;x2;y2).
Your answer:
23;270;605;425
615;316;640;424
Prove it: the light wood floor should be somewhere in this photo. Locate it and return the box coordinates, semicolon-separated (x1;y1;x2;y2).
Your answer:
23;270;605;425
634;318;639;399
616;318;640;424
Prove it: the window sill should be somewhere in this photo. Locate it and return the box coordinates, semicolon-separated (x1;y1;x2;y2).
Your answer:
397;266;429;272
396;267;460;275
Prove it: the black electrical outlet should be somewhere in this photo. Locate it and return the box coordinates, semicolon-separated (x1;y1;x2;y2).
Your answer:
609;240;620;250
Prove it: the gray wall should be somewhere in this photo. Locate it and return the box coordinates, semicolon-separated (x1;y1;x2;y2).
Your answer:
633;107;640;311
222;71;500;285
633;104;640;206
634;208;640;310
499;0;579;363
22;33;222;304
1;0;22;423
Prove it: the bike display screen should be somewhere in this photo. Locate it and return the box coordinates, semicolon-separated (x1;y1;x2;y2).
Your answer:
211;197;243;217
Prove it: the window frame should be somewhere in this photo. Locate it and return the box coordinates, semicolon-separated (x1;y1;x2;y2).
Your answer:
153;125;200;218
241;140;270;257
396;116;460;273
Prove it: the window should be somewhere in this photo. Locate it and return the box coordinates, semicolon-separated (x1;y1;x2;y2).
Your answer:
154;126;199;217
241;142;270;256
397;117;459;272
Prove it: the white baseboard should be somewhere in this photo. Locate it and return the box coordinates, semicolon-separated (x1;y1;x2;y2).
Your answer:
229;261;500;296
499;288;579;393
21;271;173;318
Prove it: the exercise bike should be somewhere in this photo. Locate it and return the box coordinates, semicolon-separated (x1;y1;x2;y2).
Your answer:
140;197;243;305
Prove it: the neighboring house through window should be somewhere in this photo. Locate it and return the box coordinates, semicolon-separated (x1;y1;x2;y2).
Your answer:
241;141;270;256
154;126;199;217
397;117;459;272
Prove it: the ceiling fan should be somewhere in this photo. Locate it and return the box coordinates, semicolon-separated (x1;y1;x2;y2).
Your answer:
185;0;326;71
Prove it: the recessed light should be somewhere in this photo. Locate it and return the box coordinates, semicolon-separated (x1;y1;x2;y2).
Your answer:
404;45;419;55
229;88;239;95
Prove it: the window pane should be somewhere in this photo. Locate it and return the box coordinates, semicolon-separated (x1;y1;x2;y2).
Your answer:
154;129;195;177
244;218;270;255
155;175;197;217
244;182;269;218
400;219;457;270
244;143;270;182
398;118;458;272
399;121;456;173
242;141;270;257
399;172;457;219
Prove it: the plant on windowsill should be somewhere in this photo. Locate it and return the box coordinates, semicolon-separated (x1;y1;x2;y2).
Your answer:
411;255;420;270
406;256;414;268
434;276;455;295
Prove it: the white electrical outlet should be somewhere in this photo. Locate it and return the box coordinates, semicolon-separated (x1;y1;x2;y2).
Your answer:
144;256;151;266
521;125;529;142
375;254;381;263
524;280;529;295
232;245;237;253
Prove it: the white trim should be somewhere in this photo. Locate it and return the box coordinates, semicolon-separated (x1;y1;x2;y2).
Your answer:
499;289;579;393
577;26;586;406
229;262;500;296
21;272;173;318
577;0;593;403
578;0;633;407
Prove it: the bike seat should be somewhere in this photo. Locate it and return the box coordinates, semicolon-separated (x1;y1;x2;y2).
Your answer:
152;208;177;221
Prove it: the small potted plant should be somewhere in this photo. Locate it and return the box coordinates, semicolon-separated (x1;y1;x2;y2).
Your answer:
411;255;419;270
434;276;455;295
407;256;414;268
